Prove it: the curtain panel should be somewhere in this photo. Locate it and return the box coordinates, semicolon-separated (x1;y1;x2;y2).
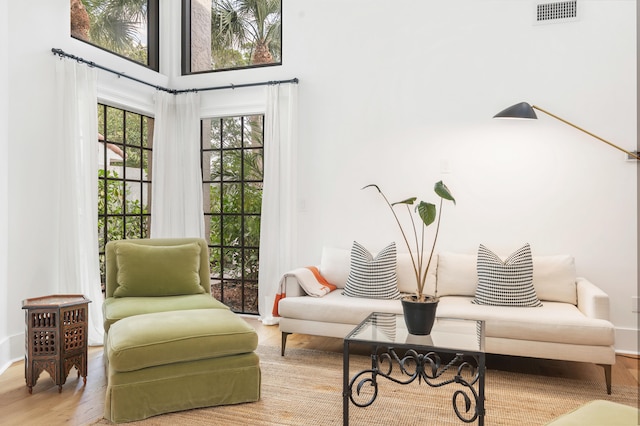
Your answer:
258;84;299;324
150;92;204;238
54;59;103;345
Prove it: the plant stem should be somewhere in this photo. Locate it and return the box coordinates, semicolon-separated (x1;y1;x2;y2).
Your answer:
426;197;444;298
378;191;421;288
406;204;423;293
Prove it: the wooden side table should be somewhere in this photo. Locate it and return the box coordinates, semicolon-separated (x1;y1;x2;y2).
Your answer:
22;294;91;393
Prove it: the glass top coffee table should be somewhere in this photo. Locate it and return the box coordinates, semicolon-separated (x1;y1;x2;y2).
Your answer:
343;312;486;425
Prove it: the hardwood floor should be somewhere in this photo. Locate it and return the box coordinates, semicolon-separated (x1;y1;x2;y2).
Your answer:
0;316;637;425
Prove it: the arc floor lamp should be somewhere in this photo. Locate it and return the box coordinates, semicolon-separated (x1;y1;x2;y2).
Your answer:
494;102;640;161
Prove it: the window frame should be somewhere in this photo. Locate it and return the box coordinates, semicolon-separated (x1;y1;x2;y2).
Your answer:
97;103;154;290
201;115;265;314
181;0;282;75
71;0;160;71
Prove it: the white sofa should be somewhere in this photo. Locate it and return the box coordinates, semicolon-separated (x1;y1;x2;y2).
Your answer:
277;247;616;393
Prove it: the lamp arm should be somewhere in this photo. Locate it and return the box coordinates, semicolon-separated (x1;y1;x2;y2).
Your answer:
532;105;639;160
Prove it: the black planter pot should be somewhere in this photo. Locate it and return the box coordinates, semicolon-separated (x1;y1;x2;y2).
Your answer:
401;296;439;335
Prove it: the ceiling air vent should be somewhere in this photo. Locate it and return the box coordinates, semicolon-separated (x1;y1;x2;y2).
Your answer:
535;1;578;24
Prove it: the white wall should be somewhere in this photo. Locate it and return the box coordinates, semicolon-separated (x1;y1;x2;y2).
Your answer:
3;0;66;368
1;0;637;367
273;0;637;352
1;0;161;367
0;0;10;372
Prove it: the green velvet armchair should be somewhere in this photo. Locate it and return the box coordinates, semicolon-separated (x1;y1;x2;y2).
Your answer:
102;238;261;422
103;238;229;337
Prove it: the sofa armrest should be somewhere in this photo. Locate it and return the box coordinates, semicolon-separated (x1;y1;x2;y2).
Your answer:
576;277;610;320
284;275;306;297
281;264;328;297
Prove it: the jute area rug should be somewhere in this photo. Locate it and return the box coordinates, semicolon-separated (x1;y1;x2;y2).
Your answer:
95;345;638;426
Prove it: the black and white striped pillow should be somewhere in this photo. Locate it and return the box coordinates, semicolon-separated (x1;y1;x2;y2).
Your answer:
343;241;401;300
472;243;542;307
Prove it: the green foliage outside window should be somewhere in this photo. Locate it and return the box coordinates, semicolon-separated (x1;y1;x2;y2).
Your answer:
188;0;281;73
100;105;151;170
71;0;157;68
205;116;263;313
98;169;149;283
211;0;281;69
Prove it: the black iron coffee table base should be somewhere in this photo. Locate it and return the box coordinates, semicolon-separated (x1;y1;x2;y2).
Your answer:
343;344;485;425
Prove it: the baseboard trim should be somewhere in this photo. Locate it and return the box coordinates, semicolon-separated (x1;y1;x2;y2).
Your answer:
0;332;24;376
614;327;639;356
615;350;640;357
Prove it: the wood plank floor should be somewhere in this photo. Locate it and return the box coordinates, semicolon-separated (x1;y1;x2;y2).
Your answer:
0;316;637;425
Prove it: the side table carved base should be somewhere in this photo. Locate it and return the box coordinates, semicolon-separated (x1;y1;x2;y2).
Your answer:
22;295;91;393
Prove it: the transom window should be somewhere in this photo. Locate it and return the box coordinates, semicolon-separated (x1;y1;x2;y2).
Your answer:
71;0;159;70
183;0;282;74
98;104;154;289
201;116;264;313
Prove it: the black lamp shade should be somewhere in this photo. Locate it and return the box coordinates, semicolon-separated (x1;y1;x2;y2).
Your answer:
493;102;537;119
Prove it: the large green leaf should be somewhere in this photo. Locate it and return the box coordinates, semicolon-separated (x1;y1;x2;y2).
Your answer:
434;181;456;204
416;201;436;227
392;197;417;206
362;184;381;193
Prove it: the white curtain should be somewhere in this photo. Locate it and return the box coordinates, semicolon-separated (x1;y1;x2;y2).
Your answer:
150;91;204;238
258;84;299;324
55;59;103;346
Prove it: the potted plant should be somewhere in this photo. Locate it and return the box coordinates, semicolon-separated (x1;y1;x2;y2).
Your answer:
364;181;455;335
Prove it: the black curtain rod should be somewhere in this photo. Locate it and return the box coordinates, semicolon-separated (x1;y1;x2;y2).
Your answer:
51;48;298;94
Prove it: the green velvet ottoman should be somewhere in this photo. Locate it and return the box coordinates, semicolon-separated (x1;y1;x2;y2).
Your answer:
104;308;260;423
545;400;640;426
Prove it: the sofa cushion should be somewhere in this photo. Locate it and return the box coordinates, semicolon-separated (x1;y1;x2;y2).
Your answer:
343;241;401;299
473;243;542;307
438;296;614;346
279;292;615;346
319;247;351;288
533;255;577;304
114;242;204;297
545;400;640;426
107;309;258;373
103;294;229;332
436;252;477;296
436;251;578;304
319;246;435;295
279;289;404;325
395;252;438;295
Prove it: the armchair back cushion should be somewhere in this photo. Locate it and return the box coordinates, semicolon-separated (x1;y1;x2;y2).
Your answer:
114;242;204;297
106;238;211;298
